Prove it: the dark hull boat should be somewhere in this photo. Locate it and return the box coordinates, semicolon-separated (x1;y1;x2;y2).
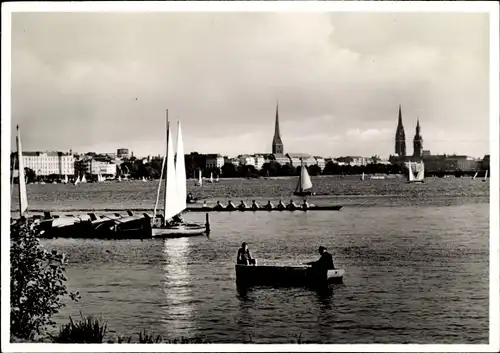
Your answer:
186;205;343;212
235;264;345;288
293;191;313;196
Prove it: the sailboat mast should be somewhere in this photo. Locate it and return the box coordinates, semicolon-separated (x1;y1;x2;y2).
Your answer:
16;125;28;218
163;109;169;224
299;158;303;192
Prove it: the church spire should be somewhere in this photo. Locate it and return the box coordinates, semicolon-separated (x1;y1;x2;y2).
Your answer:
395;104;406;157
272;101;284;154
413;117;423;159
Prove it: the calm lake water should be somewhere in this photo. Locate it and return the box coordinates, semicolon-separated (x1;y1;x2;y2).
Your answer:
11;176;490;343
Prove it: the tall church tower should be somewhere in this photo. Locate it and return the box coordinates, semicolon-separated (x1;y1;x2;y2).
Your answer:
395;105;406;157
413;118;423;159
272;102;284;154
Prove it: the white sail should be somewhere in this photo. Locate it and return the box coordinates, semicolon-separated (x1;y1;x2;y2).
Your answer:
164;121;179;220
74;175;80;185
361;172;365;181
473;171;478;180
64;175;69;184
198;170;203;186
210;172;213;183
215;175;219;182
296;159;313;192
16;126;28;217
143;176;147;182
408;162;415;181
118;175;122;182
483;170;488;181
82;174;87;183
415;162;425;181
175;119;187;214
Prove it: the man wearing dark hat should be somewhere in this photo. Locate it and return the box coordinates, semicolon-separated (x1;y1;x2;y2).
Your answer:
308;246;335;270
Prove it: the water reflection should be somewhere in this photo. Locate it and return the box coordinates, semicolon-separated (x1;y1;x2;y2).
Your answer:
162;238;194;338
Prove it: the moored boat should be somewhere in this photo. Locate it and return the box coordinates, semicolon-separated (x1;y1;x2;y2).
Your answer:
235;264;345;288
293;158;314;196
186;204;343;212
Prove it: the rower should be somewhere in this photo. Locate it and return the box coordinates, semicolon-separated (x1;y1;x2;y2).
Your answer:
214;201;224;210
302;199;309;210
227;200;236;210
263;200;274;210
286;199;298;210
276;200;285;210
238;200;248;210
202;200;208;208
251;200;260;210
186;193;194;203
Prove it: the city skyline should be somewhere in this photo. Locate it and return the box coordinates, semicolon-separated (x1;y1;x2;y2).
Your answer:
10;11;490;158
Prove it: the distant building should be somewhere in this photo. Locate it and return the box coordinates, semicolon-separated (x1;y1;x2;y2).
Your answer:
254;155;266;170
271;102;284;154
224;156;239;167
444;155;480;172
337;156;367;166
205;154;224;170
117;148;130;159
482;155;490;170
239;154;256;167
422;150;431;157
287;153;316;168
270;153;291;166
314;156;326;170
395;105;406;157
19;151;75;176
413;119;423;159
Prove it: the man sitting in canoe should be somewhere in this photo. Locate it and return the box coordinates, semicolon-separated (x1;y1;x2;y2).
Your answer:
186;193;196;204
263;200;273;210
286;200;298;210
276;200;285;210
238;200;248;210
302;199;309;210
306;246;335;270
236;242;256;265
226;200;236;210
251;200;260;210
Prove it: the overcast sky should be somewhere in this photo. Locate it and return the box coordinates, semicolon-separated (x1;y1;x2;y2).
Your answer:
10;11;490;158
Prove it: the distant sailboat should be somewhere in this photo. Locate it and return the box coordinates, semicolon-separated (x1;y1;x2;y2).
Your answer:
15;125;29;218
361;172;365;181
407;161;425;183
482;170;488;182
118;175;122;182
63;175;69;184
197;170;203;187
472;171;478;180
81;174;87;183
294;159;313;196
142;176;147;182
74;175;81;186
215;175;220;183
208;172;214;183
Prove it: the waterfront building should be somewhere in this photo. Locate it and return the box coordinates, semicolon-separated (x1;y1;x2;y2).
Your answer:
287;153;317;168
442;155;480;172
413;119;423;160
117;148;130;159
239;154;256;167
254;155;266;170
19;151;75;176
224;156;240;167
336;156;367;166
482;155;490;170
205;154;224;170
270;153;291;166
314;156;326;170
395;105;406;157
272;102;284;154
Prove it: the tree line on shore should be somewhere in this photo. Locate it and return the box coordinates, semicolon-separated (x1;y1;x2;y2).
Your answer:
14;159;486;184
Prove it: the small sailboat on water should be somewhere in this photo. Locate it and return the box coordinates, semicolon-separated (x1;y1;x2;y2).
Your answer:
407;161;425;183
361;172;365;181
482;170;489;182
14;125;29;220
215;175;220;183
74;175;81;186
152;111;208;238
196;170;203;186
294;159;314;196
81;174;87;183
208;172;214;184
472;171;478;180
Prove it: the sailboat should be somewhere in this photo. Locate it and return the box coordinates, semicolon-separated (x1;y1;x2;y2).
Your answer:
81;174;87;183
196;170;203;187
142;176;147;182
151;112;208;238
208;172;214;183
15;126;29;219
74;175;81;186
361;172;365;181
407;161;425;183
62;175;69;184
294;159;313;196
482;170;488;182
117;175;122;182
472;171;478;180
215;175;220;183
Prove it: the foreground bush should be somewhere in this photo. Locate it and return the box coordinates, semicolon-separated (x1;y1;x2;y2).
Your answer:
10;219;80;340
51;313;107;343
